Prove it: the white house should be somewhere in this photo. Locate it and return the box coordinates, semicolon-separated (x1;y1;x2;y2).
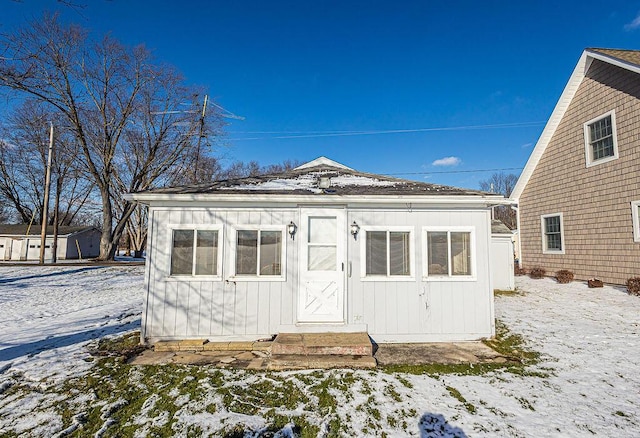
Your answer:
0;225;101;261
126;157;506;344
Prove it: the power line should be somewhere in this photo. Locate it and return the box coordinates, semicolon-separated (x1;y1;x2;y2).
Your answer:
384;167;523;176
228;121;545;141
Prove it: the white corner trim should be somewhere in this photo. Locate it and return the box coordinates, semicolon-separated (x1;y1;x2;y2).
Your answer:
512;49;640;202
583;110;619;168
540;213;565;255
511;52;590;201
631;201;640;243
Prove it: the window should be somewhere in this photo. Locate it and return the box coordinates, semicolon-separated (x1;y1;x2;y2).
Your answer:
584;110;618;167
234;228;284;277
423;228;474;279
363;228;413;278
170;227;221;277
541;213;564;254
632;201;640;243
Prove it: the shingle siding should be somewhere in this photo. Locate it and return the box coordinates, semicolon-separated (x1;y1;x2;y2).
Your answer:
520;59;640;284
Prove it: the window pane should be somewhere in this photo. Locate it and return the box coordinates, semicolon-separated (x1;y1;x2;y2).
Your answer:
308;217;336;244
260;231;282;275
590;116;614;161
236;230;258;275
195;230;218;275
451;232;471;276
544;216;562;250
427;232;449;275
171;230;193;275
308;246;336;271
389;232;410;276
366;231;387;275
544;216;560;233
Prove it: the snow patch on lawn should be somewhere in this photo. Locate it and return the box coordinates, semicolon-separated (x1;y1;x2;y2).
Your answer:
1;267;640;436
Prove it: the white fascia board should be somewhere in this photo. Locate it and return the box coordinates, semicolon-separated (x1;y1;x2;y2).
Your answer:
511;51;590;201
586;50;640;75
127;192;507;207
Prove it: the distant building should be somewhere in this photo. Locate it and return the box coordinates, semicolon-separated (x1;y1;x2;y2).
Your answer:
511;48;640;284
0;225;101;261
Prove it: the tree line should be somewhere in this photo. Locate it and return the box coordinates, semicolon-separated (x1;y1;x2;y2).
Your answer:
0;14;298;260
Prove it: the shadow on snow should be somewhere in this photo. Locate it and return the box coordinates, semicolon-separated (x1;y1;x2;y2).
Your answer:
419;412;468;437
0;266;105;285
0;319;140;362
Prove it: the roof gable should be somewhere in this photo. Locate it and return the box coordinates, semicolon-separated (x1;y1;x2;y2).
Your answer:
294;156;353;170
511;48;640;200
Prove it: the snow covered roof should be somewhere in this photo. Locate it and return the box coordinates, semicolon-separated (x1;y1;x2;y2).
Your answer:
131;157;496;199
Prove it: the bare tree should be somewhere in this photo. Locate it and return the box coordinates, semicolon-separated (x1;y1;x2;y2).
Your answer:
479;172;518;229
0;100;94;227
0;14;221;259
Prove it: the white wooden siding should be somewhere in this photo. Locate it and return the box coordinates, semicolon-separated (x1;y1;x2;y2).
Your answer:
143;205;494;343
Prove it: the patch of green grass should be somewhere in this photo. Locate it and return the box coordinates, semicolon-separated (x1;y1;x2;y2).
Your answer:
382;319;544;377
483;320;540;365
494;288;521;296
445;385;476;414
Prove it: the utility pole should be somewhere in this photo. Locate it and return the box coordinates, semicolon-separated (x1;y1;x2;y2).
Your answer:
193;94;208;183
39;122;54;264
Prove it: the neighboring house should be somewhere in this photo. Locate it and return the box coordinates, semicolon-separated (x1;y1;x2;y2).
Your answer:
511;48;640;285
0;225;101;261
491;219;515;291
127;157;507;344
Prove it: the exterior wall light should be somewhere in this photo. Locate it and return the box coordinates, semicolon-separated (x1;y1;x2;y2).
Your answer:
288;221;297;239
350;221;360;240
318;176;331;189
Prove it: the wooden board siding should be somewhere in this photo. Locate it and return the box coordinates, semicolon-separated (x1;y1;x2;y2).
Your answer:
143;205;494;342
520;59;640;284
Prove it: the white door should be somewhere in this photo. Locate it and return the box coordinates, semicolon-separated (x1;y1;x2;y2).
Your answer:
298;208;346;323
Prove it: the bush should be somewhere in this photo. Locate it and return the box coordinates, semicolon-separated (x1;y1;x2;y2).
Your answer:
514;266;527;276
556;270;574;284
588;278;603;288
529;267;546;279
627;277;640;296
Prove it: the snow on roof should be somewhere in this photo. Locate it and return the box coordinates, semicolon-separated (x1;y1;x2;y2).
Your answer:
223;172;397;193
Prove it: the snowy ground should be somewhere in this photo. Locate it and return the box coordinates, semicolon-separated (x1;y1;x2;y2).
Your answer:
0;266;639;437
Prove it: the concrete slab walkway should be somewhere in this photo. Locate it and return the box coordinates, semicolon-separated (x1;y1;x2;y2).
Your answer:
129;339;507;370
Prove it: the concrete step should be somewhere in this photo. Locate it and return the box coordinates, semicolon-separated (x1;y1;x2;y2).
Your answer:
271;332;373;356
268;354;377;371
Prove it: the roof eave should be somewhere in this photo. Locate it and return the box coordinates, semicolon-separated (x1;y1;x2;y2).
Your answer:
126;192;508;205
511;48;640;201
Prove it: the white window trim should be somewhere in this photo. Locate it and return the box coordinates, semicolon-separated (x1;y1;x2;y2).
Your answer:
422;226;476;282
541;213;565;255
229;225;287;282
166;224;224;280
583;110;619;168
632;201;640;243
360;226;415;282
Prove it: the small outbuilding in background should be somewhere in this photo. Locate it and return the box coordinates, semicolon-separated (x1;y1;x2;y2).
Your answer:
0;225;101;261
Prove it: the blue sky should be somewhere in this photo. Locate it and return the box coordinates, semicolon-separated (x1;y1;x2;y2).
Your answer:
3;1;640;189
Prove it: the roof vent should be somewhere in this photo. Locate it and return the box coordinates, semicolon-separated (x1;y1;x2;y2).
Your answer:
317;176;331;189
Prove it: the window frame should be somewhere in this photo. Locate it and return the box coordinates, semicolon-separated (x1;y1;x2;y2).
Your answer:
230;225;287;282
632;201;640;243
360;226;415;282
422;226;476;282
583;110;619;168
167;224;224;280
540;213;565;254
